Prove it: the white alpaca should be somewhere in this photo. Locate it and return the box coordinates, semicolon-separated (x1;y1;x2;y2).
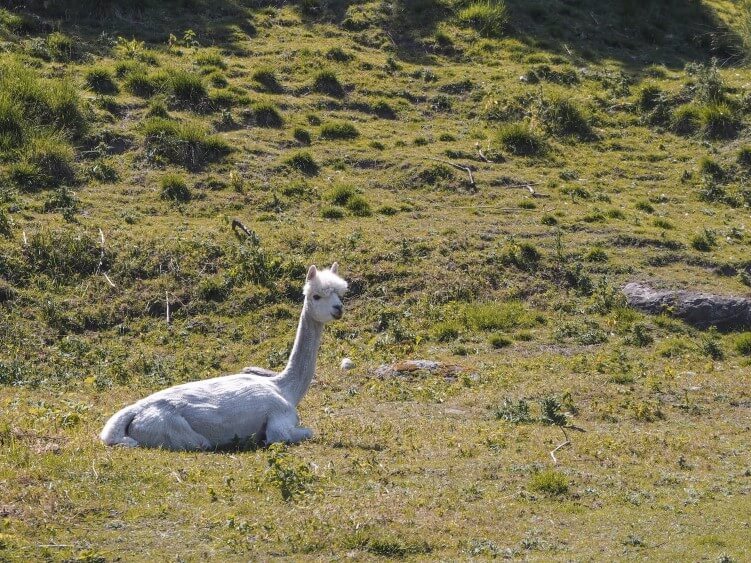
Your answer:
100;263;347;451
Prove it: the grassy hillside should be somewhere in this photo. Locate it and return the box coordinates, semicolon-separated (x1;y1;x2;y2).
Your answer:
1;0;750;560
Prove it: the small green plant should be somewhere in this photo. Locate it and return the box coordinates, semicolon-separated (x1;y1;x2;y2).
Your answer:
463;301;539;331
264;444;315;501
735;333;751;356
635;200;654;213
0;207;12;238
625;323;654;347
539;396;568;426
326;46;352;62
528;470;569;496
495;398;532;423
699;103;739;139
371;98;396;119
166;70;208;107
537;96;592;139
312;69;344;97
194;48;226;70
500;241;542;271
672;104;701;135
541;214;558;226
160;173;191;202
653;218;674;229
22;133;76;188
320;121;359;140
496;123;546;156
458;0;507;38
285;151;319;175
699;157;724;180
585;246;607;262
85;67;118;94
46;32;75;62
252;66;282;92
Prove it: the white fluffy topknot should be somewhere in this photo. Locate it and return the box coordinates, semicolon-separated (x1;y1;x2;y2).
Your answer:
303;264;348;296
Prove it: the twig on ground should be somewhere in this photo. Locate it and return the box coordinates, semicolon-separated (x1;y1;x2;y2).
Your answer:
165;291;171;324
231;219;259;244
425;157;476;188
550;426;571;465
95;228;116;287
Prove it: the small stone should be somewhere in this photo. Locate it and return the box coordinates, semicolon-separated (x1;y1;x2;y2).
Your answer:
340;358;355;370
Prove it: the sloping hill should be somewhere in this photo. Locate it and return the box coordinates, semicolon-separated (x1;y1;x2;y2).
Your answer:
1;1;750;560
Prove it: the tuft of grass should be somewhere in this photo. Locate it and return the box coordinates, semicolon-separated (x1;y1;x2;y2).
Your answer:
321;206;344;219
496;123;546;156
252;66;282;92
22;133;76;188
691;229;716;252
194;48;226;70
293;127;311;145
160;173;191;202
0;93;25;151
326;184;356;205
699;156;723;180
672;104;701;135
285;151;319;175
46;32;76;62
251;102;283;128
85;67;118;94
489;334;512;348
528;470;569;496
538;96;592;139
346;195;371;216
312;69;345;97
320;120;359;140
463;301;540;331
141;118;231;170
371;98;396;119
432;321;460;342
735;333;751;356
458;0;507;38
737;146;751;169
699;103;740;139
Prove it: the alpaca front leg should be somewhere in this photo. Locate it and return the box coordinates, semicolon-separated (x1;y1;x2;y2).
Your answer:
265;414;313;445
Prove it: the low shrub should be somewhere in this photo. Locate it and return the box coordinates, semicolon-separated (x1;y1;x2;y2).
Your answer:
735;332;751;356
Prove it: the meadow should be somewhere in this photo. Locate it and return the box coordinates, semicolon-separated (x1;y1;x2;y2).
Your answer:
0;0;750;560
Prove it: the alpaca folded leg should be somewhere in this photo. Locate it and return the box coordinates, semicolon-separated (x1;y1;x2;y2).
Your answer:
128;402;213;451
265;414;313;445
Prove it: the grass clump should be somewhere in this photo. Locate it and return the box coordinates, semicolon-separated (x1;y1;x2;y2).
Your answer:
0;93;25;151
699;156;724;180
672;104;701;135
46;32;76;62
165;70;208;107
463;301;539;331
285;151;319;175
489;334;512;348
737;146;751;169
85;67;118;94
528;470;569;496
194;48;226;70
735;333;751;356
538;96;592;139
346;195;371;216
252;66;282;92
160;173;191;202
313;69;345;97
496;123;546;156
458;0;507;38
432;321;460;342
17;134;76;189
293;127;311;145
142;118;230;170
251;102;283;128
321;206;344;219
691;229;716;252
320;120;359;140
699;103;740;139
326;184;356;205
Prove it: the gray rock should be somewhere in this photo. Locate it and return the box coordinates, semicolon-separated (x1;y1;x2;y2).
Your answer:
622;282;751;330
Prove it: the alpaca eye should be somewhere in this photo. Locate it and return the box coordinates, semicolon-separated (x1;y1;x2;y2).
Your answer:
313;295;321;300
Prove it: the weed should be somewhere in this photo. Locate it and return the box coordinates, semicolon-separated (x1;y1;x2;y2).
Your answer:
463;301;539;331
160;173;191;202
320;121;359;140
540;396;568;426
313;69;344;97
496;123;546;156
24;229;103;280
635;200;654;213
371;98;396;119
285;151;319;175
46;32;76;62
0;208;12;238
585;246;608;262
625;323;654;347
264;444;315;501
433;321;460;342
142;118;230;170
541;214;558;226
499;241;542;271
699;157;724;180
146;97;170;118
0;93;25;151
458;1;507;38
326;46;352;62
495;398;532;423
528;470;569;496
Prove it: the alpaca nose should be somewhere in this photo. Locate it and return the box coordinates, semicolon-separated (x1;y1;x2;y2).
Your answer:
333;304;343;318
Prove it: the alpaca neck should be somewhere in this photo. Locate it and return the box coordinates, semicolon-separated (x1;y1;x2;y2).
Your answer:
275;303;324;406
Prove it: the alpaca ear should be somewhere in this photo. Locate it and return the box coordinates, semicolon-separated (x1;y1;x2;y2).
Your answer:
330;262;339;274
307;265;318;281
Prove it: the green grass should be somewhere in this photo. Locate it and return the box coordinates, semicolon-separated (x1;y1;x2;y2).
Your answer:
320;121;359;140
141;118;230;170
2;1;751;561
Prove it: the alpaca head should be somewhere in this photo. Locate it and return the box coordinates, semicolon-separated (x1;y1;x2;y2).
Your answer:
303;262;348;323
